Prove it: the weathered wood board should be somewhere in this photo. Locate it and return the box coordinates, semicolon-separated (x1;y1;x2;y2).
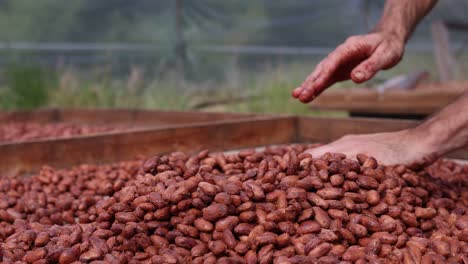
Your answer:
0;108;257;126
310;83;467;115
2;115;467;177
0;117;295;176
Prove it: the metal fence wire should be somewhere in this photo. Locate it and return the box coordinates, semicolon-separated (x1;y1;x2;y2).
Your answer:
0;0;466;80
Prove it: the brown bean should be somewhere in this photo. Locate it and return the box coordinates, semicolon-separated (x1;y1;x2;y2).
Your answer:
347;223;368;238
313;207;331;228
234;241;249;255
208;240;227;256
328;209;348;221
342;246;366;262
177;224;199;238
245;250;257;264
258;244;274;264
199;182;219;196
316;187;343;200
23;248;47;263
2;146;467;264
360;215;381;232
194;218;214;232
414;207;436;219
366;190;380;205
432;240;450;257
203;203;228;222
256;232;277;246
307;193;328;209
238;210;255;223
215;216;239;232
319;229;339;242
223;230;237;249
296;220;321;235
175;236;198;249
308;242;331;258
58;247;79;264
248;225;265;246
370;202;389;215
34;232;50;247
357;176;379;189
234;223;256;236
276;233;290;248
330;174;344;187
400;211;418;227
191;244;209;257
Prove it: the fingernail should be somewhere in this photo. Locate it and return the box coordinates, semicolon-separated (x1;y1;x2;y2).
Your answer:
300;93;314;102
292;88;302;97
354;71;364;80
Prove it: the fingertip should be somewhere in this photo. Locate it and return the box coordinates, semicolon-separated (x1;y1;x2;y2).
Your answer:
351;71;366;83
299;90;315;103
292;87;303;98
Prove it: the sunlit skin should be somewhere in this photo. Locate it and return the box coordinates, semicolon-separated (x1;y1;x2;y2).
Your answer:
307;92;468;168
291;0;468;166
292;32;404;102
293;0;437;103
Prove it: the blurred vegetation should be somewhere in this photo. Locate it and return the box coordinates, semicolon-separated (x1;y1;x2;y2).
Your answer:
0;52;444;116
0;1;466;113
0;65;56;109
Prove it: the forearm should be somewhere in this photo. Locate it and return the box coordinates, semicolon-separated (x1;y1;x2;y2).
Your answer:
414;92;468;157
374;0;438;42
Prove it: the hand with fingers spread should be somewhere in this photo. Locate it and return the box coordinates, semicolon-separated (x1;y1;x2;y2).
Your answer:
292;32;404;103
292;0;438;103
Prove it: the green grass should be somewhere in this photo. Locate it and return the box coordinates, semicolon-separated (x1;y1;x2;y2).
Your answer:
0;52;464;116
0;64;56;109
46;70;192;110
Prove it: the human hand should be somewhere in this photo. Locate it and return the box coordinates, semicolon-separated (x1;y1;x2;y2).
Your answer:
292;31;405;103
306;129;438;169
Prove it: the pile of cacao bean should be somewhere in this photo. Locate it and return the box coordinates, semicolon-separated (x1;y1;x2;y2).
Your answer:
0;122;127;143
0;144;467;263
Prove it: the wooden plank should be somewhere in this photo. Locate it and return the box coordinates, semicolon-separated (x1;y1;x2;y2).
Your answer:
0;108;256;126
310;84;467;115
298;116;417;143
0;116;296;177
0;108;60;123
3;114;468;177
58;108;257;126
297;116;468;160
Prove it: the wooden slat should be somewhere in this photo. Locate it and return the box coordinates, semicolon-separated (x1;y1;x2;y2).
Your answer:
3;114;468;177
0;116;296;177
0;108;256;126
310;84;467;115
298;116;418;143
58;109;257;126
0;109;60;123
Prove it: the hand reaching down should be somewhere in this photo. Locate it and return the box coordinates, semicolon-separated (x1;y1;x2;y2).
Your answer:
292;32;405;103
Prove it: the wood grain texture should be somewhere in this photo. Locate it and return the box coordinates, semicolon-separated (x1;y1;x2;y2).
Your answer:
2;114;468;177
297;116;418;143
0;108;257;126
0;116;296;176
310;84;467;115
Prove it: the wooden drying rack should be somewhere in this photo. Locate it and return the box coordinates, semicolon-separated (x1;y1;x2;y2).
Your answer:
2;109;467;177
310;82;467;118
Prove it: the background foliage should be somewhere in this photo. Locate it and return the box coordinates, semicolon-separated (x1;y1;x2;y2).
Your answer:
0;0;466;112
